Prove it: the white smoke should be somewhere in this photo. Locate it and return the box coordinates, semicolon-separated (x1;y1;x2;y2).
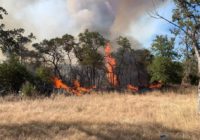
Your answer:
0;0;167;40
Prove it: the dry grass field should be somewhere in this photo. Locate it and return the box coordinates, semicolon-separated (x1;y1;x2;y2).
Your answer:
0;90;200;140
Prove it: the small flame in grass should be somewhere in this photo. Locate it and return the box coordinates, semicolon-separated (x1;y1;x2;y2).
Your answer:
53;77;95;96
149;82;162;89
127;84;139;92
105;43;118;86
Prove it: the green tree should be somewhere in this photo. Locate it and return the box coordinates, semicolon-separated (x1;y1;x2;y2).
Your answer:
33;34;75;79
152;0;200;112
33;38;65;78
0;57;31;93
149;57;183;84
149;35;183;84
0;7;35;61
74;29;106;86
151;35;178;59
182;54;198;85
34;66;53;95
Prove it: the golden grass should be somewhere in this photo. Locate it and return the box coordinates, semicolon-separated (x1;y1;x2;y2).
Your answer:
0;91;200;140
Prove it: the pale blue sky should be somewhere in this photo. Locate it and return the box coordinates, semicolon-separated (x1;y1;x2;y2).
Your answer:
128;1;175;48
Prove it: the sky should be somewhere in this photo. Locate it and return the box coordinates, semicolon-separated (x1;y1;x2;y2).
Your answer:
0;0;174;50
128;2;175;48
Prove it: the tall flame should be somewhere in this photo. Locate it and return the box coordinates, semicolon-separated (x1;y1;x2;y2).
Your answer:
105;43;118;86
53;77;70;91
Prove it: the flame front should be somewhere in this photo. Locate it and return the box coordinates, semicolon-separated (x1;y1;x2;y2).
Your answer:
105;43;118;86
127;84;139;92
53;77;70;91
149;82;162;89
53;77;95;96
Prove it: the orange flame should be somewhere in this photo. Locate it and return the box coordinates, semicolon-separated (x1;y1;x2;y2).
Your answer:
105;43;118;86
127;84;139;92
53;77;95;96
53;77;70;91
149;82;162;89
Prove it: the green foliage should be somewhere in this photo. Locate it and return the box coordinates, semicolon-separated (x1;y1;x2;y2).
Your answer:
34;67;53;95
117;36;131;49
35;67;53;84
0;7;35;60
75;29;106;68
73;29;107;86
21;81;37;97
148;57;183;84
149;35;183;84
0;57;31;92
182;56;198;85
33;34;75;78
151;35;178;59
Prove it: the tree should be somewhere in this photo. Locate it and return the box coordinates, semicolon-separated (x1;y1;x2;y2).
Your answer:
74;29;106;86
114;36;151;87
151;35;178;59
0;57;31;93
62;34;75;70
182;53;198;85
34;66;53;95
151;0;200;112
149;57;183;84
33;38;65;78
33;33;75;79
0;7;35;61
149;35;183;84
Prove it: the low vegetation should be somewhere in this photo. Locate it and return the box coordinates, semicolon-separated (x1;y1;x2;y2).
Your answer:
0;91;199;140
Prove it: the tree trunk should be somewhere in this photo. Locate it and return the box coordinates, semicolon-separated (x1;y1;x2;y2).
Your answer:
197;57;200;113
198;80;200;113
194;47;200;113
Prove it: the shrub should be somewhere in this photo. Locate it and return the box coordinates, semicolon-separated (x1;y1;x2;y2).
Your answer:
148;57;183;84
0;58;31;93
21;81;37;97
34;67;53;96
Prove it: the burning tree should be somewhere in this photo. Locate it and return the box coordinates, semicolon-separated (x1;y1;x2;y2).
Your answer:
104;42;118;87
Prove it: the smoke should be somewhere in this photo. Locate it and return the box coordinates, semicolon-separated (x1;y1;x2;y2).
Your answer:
0;0;166;40
67;0;166;37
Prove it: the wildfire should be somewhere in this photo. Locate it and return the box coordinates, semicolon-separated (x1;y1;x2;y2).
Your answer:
127;84;139;92
53;77;70;91
127;82;163;93
105;43;118;86
149;82;162;89
53;77;95;96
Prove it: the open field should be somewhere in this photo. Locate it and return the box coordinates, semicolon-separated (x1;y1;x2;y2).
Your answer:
0;91;200;140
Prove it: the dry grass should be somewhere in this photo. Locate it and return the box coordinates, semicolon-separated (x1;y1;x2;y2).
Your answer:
0;90;200;140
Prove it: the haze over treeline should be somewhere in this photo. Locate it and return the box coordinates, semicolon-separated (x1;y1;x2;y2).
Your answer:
0;0;167;40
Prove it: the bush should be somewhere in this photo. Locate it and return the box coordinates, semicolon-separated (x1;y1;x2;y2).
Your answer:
21;81;37;97
34;67;53;96
148;57;183;84
0;58;32;93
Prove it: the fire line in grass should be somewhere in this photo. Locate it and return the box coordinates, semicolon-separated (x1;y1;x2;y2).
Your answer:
53;77;95;96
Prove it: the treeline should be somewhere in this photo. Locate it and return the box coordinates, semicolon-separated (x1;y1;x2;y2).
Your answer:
0;0;199;97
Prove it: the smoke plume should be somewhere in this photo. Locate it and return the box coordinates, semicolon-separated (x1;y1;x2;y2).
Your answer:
0;0;166;40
